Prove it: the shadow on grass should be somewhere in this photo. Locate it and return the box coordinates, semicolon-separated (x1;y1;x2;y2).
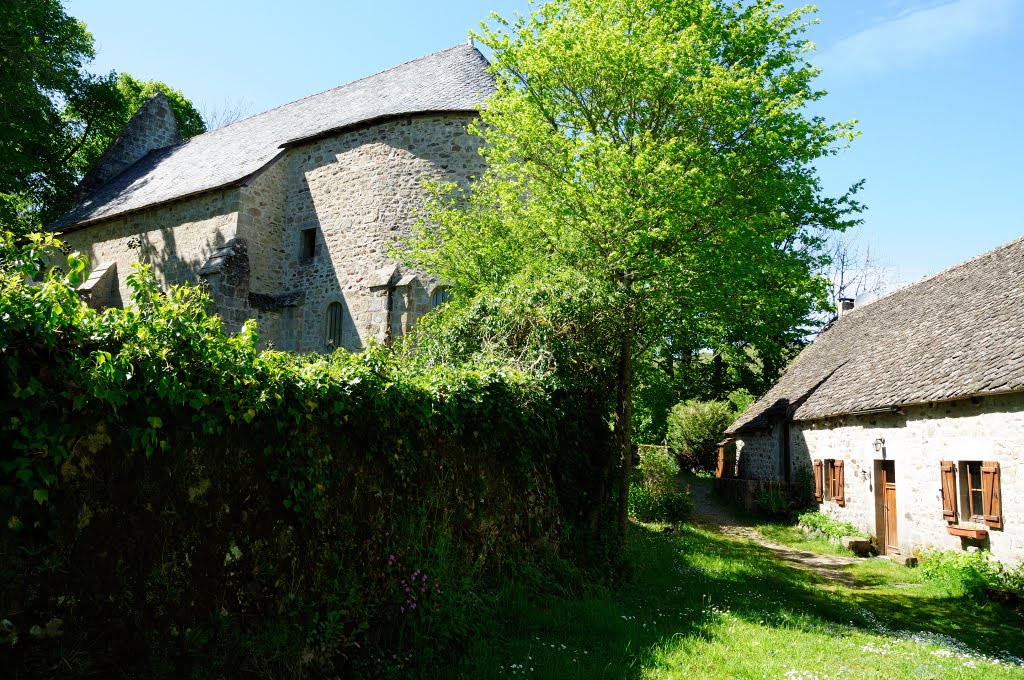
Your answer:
454;521;1024;679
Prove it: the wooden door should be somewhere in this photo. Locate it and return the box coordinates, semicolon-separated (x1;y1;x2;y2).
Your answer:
881;461;898;555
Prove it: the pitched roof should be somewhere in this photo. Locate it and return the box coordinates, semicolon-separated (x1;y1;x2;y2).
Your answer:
728;235;1024;434
50;43;494;231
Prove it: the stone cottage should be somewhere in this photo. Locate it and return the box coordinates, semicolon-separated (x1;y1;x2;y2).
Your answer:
49;43;494;352
724;236;1024;564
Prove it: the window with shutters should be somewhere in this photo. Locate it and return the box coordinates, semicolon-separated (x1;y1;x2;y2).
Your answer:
325;302;343;349
813;459;845;506
957;461;1003;529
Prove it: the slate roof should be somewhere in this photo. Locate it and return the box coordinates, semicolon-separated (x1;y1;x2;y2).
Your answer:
727;236;1024;434
50;43;494;231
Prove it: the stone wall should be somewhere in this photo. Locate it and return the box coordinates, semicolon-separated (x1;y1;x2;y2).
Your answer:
63;112;483;352
745;393;1024;564
276;112;486;352
60;191;241;309
735;424;783;480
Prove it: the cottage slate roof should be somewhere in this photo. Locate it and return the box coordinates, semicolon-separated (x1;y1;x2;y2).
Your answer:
727;235;1024;434
50;43;494;231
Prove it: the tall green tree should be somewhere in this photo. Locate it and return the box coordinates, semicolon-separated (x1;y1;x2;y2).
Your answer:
0;1;204;231
0;0;109;227
408;0;862;531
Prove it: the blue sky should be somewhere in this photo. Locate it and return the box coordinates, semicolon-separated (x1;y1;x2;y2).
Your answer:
67;0;1023;285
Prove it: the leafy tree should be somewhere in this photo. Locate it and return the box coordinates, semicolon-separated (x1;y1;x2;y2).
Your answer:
0;0;109;225
667;399;735;472
407;0;862;531
0;1;204;230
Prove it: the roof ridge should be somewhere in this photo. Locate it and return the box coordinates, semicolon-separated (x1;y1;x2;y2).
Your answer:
193;43;481;137
840;233;1024;319
50;42;495;232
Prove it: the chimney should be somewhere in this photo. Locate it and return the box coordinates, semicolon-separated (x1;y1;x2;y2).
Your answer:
838;297;855;318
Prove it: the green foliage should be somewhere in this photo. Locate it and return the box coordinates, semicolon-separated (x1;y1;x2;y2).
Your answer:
792;465;817;508
0;234;614;677
727;388;755;415
667;399;735;471
632;359;676;444
628;484;693;524
630;447;690;523
754;485;791;518
405;0;863;530
0;0;97;222
636;445;679;495
0;2;204;229
918;548;1024;602
919;549;1004;600
797;511;867;542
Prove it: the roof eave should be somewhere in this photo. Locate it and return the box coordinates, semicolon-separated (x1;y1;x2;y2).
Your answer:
790;386;1024;425
279;108;484;149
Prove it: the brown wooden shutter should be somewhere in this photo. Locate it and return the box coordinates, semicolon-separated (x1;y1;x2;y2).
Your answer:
813;460;823;502
940;461;957;521
981;461;1003;529
834;460;845;507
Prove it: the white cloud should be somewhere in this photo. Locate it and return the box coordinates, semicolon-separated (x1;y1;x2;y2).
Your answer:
817;0;1016;77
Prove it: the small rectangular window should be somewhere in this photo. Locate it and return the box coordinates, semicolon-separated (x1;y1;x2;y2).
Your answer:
301;228;316;262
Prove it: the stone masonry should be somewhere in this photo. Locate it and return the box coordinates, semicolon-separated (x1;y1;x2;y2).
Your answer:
277;113;484;352
53;44;493;354
738;393;1024;565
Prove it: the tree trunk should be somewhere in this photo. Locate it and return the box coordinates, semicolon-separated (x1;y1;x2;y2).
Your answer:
614;332;634;534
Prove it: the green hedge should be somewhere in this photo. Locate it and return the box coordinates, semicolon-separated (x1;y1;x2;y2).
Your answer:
0;234;615;677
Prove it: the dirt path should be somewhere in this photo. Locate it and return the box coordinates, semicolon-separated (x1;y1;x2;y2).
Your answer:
683;475;859;587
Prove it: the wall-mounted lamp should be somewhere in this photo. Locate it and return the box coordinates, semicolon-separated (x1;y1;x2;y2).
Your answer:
873;437;886;458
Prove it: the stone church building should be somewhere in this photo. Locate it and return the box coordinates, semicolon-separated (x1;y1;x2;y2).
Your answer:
49;43;493;352
724;237;1024;565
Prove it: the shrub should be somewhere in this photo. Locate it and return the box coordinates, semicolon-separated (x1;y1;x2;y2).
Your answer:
627;484;693;523
920;549;1002;599
636;445;679;494
754;485;791;518
628;482;658;521
792;465;817;508
797;511;867;541
660;490;694;522
666;399;734;471
0;235;617;677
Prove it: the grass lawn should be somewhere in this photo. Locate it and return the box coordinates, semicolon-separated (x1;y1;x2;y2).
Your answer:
755;522;859;558
454;522;1024;679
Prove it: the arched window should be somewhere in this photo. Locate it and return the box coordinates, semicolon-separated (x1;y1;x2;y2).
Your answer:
430;287;451;309
325;301;343;349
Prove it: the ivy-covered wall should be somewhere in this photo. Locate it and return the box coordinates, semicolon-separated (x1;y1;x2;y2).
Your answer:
0;235;614;677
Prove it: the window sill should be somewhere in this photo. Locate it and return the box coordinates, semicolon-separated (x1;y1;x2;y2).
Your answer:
946;525;988;540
